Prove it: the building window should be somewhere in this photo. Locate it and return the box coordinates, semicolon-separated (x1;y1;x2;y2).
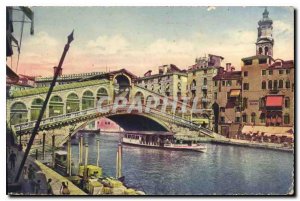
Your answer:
279;70;284;74
279;80;283;88
286;69;290;74
268;80;272;89
259;98;265;110
220;116;225;123
285;97;290;108
262;70;266;75
220;107;225;112
286;80;291;88
251;113;256;124
244;60;252;65
222;81;225;86
244;71;248;77
235;117;240;123
242;98;248;110
260;113;266;123
284;114;290;124
262;81;266;89
214;92;217;100
204;70;207;74
243;83;249;90
214;81;218;86
226;80;232;86
242;114;247;123
269;70;273;75
273;80;278;89
259;58;267;64
203;78;207;85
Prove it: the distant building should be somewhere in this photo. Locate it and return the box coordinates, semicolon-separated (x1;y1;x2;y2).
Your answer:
186;54;223;127
135;64;187;101
212;63;242;137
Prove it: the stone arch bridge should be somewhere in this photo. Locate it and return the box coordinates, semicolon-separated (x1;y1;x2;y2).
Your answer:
7;69;218;148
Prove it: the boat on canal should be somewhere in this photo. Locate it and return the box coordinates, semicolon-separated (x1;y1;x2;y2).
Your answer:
121;131;207;153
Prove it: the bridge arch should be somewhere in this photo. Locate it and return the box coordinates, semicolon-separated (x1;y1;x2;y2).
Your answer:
49;95;64;117
10;102;28;125
31;98;45;121
66;93;80;113
134;91;145;105
82;90;95;110
96;87;109;106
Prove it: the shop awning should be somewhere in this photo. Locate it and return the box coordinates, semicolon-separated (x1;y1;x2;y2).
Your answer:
230;89;241;97
266;96;283;107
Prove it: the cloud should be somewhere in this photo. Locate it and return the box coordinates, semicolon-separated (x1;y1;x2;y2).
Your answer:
86;35;129;55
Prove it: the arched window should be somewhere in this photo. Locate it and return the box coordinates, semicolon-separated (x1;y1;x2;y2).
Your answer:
284;113;290;124
10;102;28;125
66;93;80;113
278;80;283;88
264;46;269;55
242;113;247;123
259;97;265;109
191;79;196;89
31;98;45;121
286;80;291;88
261;81;266;89
203;78;207;85
49;96;64;117
285;97;290;108
268;80;272;89
251;112;256;124
242;98;248;110
134;92;145;105
82;90;94;110
260;113;266;123
273;80;278;89
259;47;263;54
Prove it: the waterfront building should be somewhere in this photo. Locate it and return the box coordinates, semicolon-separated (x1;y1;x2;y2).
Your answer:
240;8;294;143
186;54;223;127
135;64;187;101
212;64;242;137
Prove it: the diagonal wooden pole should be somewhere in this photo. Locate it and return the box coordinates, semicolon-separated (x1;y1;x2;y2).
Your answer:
14;30;74;182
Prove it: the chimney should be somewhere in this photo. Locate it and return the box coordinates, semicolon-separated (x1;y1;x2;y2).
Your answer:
53;66;62;76
226;63;231;72
231;66;235;72
144;70;152;77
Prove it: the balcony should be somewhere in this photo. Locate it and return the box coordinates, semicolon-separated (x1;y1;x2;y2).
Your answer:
202;85;208;90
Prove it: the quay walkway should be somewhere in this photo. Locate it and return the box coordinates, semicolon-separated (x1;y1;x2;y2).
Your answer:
175;134;294;152
35;161;87;195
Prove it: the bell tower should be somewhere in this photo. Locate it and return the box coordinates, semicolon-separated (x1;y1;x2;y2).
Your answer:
256;7;274;57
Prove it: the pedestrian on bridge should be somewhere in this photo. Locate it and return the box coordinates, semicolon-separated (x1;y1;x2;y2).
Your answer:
9;151;16;170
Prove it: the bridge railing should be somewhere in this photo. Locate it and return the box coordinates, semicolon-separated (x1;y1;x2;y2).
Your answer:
12;103;215;137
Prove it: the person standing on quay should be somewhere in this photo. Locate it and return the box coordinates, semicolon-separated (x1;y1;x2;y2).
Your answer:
9;151;17;170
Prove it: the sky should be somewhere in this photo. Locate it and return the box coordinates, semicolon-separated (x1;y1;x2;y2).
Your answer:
8;6;294;77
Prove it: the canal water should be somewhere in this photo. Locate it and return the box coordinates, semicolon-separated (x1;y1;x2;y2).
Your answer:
70;133;294;195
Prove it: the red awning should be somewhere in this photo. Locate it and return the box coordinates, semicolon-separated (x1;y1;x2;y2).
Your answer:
266;96;283;107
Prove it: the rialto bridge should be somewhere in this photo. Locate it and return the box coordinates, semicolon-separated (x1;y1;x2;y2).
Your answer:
7;69;219;148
